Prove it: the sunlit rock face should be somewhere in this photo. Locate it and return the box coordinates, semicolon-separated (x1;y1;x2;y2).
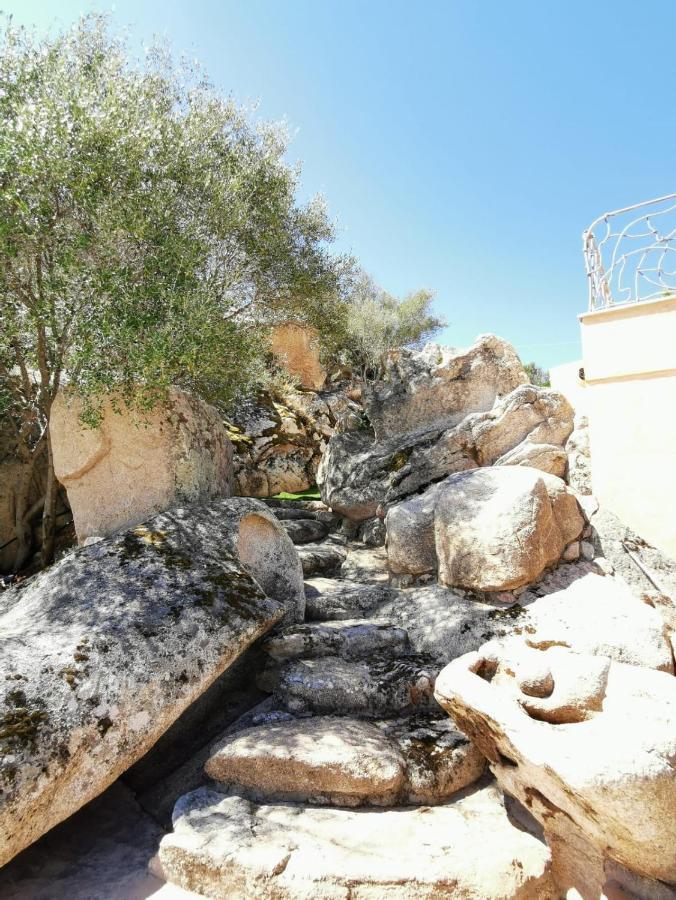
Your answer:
435;643;676;896
318;335;574;522
385;466;584;588
270;321;327;391
50;388;234;544
0;497;303;868
362;334;528;442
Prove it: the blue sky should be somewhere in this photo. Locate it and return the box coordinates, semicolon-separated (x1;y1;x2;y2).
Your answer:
4;1;676;369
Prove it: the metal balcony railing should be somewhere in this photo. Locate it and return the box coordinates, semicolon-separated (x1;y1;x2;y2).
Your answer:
583;193;676;310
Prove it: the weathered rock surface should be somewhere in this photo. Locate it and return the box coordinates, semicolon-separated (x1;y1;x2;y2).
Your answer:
297;538;347;577
263;654;438;717
565;413;592;494
521;572;674;672
363;334;528;441
435;467;583;591
435;645;676;895
318;382;574;521
303;578;393;621
226;387;358;497
205;713;485;808
385;482;443;575
0;497;301;867
339;544;390;583
51;388;234;543
270;321;327;391
280;517;329;544
158;782;556;899
378;584;512;665
263;619;409;661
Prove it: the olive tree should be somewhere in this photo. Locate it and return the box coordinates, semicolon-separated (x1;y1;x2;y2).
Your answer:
0;15;348;570
343;270;445;378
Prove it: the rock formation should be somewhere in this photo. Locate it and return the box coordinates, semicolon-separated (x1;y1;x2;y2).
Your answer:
363;334;528;441
50;388;234;543
435;645;676;896
386;466;584;590
318;337;574;520
270;321;327;391
0;497;301;867
226;387;359;497
3;331;675;898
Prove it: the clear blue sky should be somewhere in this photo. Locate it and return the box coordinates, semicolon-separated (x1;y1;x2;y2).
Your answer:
4;0;675;368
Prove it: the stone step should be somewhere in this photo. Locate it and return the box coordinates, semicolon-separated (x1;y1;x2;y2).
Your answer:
260;653;439;717
158;783;556;899
205;712;486;807
280;518;330;545
262;619;409;662
298;540;347;577
340;544;390;583
304;578;394;621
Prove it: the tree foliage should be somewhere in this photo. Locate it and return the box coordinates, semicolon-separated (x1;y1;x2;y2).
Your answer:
524;361;551;387
0;14;348;568
342;270;445;377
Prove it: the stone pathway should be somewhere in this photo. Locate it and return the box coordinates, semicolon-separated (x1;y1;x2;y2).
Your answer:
153;501;557;897
0;499;558;897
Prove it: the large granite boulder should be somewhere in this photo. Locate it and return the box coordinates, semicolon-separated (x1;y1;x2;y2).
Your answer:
386;466;583;589
0;497;303;867
434;467;584;591
51;388;234;544
318;381;574;521
363;334;527;441
435;645;676;896
270;322;326;391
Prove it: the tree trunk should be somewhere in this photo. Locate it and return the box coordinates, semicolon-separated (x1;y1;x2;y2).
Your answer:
12;462;36;572
40;433;58;568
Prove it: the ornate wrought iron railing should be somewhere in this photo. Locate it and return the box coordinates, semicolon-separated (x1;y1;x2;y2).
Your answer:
583;193;676;310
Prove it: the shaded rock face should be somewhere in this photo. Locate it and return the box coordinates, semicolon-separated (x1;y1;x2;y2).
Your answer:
363;334;528;441
386;466;583;590
270;322;326;391
435;646;676;896
226;388;359;497
0;497;302;868
51;388;234;544
318;380;575;521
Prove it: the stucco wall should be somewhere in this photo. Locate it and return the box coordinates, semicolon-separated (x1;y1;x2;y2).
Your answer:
579;296;676;557
549;360;586;414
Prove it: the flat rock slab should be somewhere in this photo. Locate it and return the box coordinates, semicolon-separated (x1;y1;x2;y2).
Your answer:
266;654;439;717
298;541;347;577
206;712;485;807
158;782;556;899
262;620;409;661
0;499;292;867
304;579;393;621
377;584;513;666
339;545;390;583
206;717;405;806
281;519;329;545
